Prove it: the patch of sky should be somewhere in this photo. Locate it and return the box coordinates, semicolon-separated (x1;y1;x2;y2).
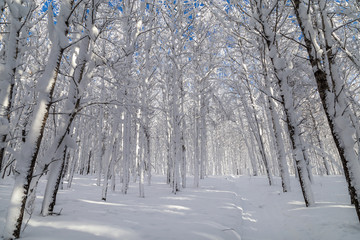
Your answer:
109;0;124;12
217;67;228;78
335;0;349;3
224;1;232;14
41;0;59;17
41;0;51;13
194;2;204;8
298;33;303;41
183;24;194;41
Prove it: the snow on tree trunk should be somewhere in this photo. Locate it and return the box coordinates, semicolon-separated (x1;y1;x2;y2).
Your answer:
194;112;200;187
138;131;145;197
310;110;330;175
96;84;105;187
3;1;74;238
0;0;28;174
41;4;100;212
265;82;291;192
171;78;181;193
41;146;67;216
144;124;151;186
237;113;258;176
165;91;172;185
102;137;116;201
237;80;273;185
200;92;207;180
300;137;314;184
122;108;131;194
252;0;314;205
293;0;360;220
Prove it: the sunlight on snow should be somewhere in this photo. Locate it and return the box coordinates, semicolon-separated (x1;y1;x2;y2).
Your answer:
163;204;191;211
29;220;138;238
288;201;354;211
4;184;25;231
160;196;193;201
288;200;305;206
242;216;257;223
10;185;23;205
78;199;128;207
161;209;186;215
204;189;239;197
242;212;257;223
193;231;227;240
223;203;243;212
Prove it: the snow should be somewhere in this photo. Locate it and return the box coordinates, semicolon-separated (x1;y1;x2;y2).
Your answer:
1;175;360;240
3;175;27;239
64;135;77;149
0;124;8;135
91;26;99;40
235;176;359;240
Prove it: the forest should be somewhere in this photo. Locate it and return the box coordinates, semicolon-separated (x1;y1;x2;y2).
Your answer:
0;0;360;239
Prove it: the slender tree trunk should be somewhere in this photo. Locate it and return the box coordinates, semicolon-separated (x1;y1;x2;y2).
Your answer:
253;0;314;206
266;84;291;192
194;99;200;187
102;138;116;201
240;77;273;185
138;132;145;197
67;151;78;189
293;0;360;220
41;146;67;215
237;113;258;176
171;88;181;193
310;110;330;175
122;109;131;194
41;8;99;212
3;2;74;237
200;92;207;179
0;0;25;173
87;150;92;175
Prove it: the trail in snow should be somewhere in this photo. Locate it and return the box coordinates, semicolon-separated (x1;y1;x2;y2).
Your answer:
1;175;360;240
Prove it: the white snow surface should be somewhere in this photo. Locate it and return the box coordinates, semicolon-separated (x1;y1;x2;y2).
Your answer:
1;175;360;240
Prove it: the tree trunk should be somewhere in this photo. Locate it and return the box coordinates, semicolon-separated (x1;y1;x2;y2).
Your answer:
122;109;131;194
41;147;67;215
3;1;73;236
310;110;330;175
293;0;360;220
253;0;314;205
266;85;291;192
0;0;24;173
41;10;98;212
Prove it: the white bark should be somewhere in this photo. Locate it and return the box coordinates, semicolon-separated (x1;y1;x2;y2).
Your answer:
252;0;314;205
4;1;74;238
266;84;291;192
293;0;360;218
0;0;30;173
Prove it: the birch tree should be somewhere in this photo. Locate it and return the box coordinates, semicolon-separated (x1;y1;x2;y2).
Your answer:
41;0;104;215
0;0;32;175
3;1;77;238
250;0;314;206
292;0;360;220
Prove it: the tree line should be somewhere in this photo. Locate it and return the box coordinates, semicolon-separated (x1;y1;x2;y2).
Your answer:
0;0;360;239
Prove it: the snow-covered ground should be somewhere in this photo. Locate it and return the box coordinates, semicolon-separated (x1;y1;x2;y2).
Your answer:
1;175;360;240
